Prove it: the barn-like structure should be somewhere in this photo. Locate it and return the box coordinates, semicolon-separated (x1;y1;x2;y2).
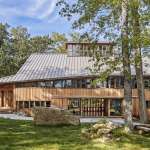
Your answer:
0;42;150;118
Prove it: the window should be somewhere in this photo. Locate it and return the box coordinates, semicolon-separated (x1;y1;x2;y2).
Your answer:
116;77;124;88
110;99;122;116
102;45;106;55
109;78;115;88
30;101;34;108
77;80;82;88
35;101;40;107
41;101;45;107
132;78;137;88
24;101;29;108
38;82;46;87
106;46;111;56
72;80;77;88
65;80;72;88
32;82;38;87
54;80;62;88
45;81;53;88
17;101;51;109
144;80;149;88
46;101;51;107
18;101;23;109
146;101;150;109
86;79;92;88
82;79;87;88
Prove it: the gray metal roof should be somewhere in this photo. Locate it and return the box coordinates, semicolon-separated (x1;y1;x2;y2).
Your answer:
0;53;150;84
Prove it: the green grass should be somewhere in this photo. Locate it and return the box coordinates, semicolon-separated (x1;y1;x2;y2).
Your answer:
0;118;150;150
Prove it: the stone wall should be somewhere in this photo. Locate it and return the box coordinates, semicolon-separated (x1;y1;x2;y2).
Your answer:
32;107;80;125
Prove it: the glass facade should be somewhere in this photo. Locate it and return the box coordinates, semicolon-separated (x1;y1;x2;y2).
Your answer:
15;77;150;89
110;99;122;116
16;101;51;109
67;43;113;57
68;98;123;117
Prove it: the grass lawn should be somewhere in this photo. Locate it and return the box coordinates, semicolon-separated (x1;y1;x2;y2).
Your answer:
0;118;150;150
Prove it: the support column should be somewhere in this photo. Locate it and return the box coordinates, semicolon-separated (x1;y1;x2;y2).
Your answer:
108;99;110;117
0;91;1;107
13;84;16;111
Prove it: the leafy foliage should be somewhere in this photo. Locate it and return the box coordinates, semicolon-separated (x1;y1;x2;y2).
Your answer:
0;24;52;77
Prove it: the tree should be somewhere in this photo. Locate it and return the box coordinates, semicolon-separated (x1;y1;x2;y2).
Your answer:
29;36;52;53
50;32;68;53
0;23;12;77
10;26;30;72
57;0;133;130
121;0;133;130
0;24;52;77
130;0;149;123
69;32;92;42
57;0;150;127
0;23;9;48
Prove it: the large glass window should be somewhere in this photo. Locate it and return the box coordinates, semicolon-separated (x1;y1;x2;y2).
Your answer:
54;80;62;88
65;80;72;88
35;101;40;107
110;99;122;116
30;101;34;108
36;82;46;87
24;101;29;108
45;81;53;88
146;101;150;109
46;101;51;107
144;80;150;88
18;101;23;109
116;77;124;88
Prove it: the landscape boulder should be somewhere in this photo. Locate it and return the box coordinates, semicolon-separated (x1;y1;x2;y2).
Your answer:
81;119;123;141
32;107;80;126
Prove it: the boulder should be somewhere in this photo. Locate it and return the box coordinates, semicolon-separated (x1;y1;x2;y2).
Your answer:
32;107;80;126
82;118;123;140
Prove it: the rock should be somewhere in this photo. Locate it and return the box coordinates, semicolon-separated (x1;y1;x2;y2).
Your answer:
32;107;80;126
92;123;106;130
116;137;121;141
97;128;111;136
82;118;122;141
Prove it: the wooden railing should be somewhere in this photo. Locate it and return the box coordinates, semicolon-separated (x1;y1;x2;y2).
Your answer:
14;87;150;101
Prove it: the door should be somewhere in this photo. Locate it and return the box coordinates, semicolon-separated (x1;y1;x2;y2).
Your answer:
1;91;4;107
0;91;13;108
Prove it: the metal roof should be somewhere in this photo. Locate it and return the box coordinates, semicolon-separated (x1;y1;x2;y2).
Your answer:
0;53;149;84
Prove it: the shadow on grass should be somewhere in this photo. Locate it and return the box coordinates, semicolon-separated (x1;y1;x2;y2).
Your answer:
0;118;150;150
0;119;97;150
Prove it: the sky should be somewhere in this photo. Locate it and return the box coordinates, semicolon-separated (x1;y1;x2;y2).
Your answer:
0;0;74;36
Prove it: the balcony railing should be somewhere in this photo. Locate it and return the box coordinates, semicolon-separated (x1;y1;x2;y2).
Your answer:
14;87;150;101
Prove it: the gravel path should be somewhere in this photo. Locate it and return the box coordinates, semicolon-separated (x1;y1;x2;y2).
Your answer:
0;113;33;121
0;113;125;124
80;117;125;124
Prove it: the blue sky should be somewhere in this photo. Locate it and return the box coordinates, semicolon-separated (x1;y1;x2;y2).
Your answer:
0;0;74;36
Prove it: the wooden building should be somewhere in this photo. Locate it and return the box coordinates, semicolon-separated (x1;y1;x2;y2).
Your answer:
0;42;150;118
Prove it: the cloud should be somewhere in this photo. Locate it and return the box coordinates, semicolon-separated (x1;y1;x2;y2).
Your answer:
38;0;58;19
0;0;72;36
0;0;58;21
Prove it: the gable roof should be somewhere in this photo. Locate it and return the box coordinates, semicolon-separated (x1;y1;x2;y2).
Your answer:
0;53;150;84
0;53;93;84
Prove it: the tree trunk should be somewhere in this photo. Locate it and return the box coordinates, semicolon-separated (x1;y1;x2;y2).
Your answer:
131;0;148;123
121;0;133;130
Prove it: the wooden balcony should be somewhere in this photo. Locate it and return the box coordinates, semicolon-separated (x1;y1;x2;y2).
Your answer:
14;87;150;101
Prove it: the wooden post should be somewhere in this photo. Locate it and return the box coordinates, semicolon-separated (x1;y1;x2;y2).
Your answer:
108;99;110;117
13;84;16;111
121;99;125;115
22;101;25;109
0;91;1;107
